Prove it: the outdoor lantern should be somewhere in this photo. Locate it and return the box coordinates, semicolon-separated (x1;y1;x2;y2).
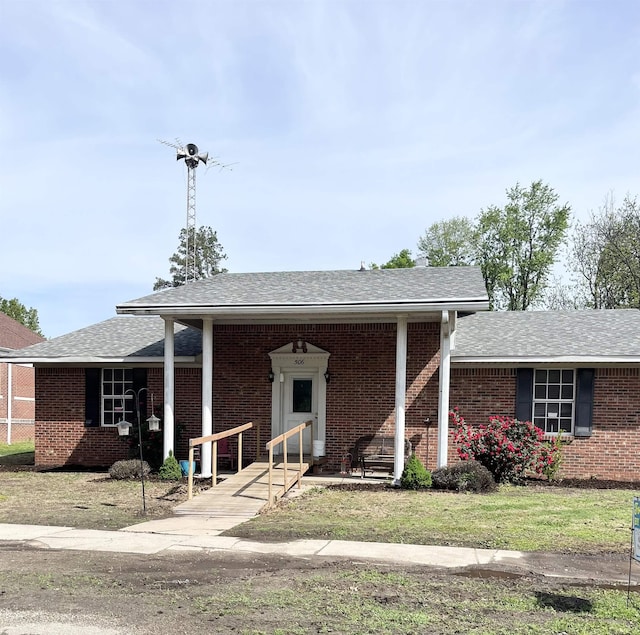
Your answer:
117;419;132;436
146;413;161;432
324;370;331;383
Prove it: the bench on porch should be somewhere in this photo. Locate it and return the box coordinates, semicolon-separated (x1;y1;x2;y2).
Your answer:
354;434;412;478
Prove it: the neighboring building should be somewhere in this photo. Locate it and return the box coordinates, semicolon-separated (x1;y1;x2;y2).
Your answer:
3;268;640;481
0;312;45;443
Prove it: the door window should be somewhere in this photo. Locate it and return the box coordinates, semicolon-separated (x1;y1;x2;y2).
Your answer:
292;379;313;413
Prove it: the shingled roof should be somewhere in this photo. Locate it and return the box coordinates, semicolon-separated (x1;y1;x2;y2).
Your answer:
453;309;640;362
3;308;640;365
0;312;45;351
117;267;489;316
0;316;201;363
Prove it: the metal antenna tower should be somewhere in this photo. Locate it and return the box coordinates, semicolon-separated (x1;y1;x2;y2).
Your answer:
159;139;233;285
178;142;208;284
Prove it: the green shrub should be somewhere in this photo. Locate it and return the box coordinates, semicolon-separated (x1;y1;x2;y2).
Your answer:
431;460;497;493
108;459;151;480
451;409;556;483
541;434;565;481
400;454;432;490
158;451;182;481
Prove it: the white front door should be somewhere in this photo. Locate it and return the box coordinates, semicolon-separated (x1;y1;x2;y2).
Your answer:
281;372;316;453
269;340;329;456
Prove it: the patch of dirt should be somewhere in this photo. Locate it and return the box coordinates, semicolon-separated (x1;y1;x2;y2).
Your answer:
0;545;635;634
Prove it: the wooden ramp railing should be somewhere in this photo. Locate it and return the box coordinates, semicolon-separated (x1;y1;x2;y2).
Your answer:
187;421;261;500
265;419;313;508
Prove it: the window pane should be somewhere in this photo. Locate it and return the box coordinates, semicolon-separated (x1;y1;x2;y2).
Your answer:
547;419;559;433
534;418;545;428
562;370;574;383
560;403;572;418
560;419;572;433
548;370;560;383
548;407;560;421
534;403;546;417
547;385;560;399
561;384;573;399
534;385;546;399
535;370;547;383
292;380;312;413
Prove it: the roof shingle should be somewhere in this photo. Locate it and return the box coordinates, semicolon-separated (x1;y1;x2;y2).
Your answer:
118;267;489;309
454;310;640;360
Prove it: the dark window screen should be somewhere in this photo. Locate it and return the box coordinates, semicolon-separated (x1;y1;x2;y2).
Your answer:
292;379;312;413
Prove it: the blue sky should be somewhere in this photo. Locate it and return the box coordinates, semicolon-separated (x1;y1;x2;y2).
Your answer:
2;0;640;338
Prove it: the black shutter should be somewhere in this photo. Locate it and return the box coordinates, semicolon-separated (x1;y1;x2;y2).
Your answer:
515;368;534;422
85;368;101;427
132;368;148;420
574;368;594;437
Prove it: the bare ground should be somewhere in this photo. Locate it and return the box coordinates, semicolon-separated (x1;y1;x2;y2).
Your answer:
0;544;638;634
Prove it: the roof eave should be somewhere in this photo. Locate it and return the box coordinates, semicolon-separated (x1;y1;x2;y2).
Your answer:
0;356;198;365
116;299;490;317
452;355;640;364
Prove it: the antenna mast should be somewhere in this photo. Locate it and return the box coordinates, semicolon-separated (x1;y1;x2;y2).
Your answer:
176;143;208;284
160;138;233;286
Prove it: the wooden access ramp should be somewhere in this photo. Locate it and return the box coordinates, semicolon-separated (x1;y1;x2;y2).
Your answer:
173;457;311;518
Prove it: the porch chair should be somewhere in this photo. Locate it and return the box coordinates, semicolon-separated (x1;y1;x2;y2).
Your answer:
217;437;236;470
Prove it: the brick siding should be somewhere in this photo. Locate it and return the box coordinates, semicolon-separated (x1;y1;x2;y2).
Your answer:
31;330;640;481
450;366;640;481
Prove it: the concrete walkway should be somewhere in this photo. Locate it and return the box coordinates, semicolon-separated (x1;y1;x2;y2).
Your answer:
0;521;633;585
0;475;634;585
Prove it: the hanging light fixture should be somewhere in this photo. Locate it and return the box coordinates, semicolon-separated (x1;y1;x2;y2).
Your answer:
117;419;132;436
146;394;161;431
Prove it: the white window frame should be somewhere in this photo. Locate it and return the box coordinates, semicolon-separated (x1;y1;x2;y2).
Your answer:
532;368;575;435
101;368;133;427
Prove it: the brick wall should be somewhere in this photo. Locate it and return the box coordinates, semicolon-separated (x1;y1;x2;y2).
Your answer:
449;366;640;481
32;323;441;470
32;332;640;481
561;368;640;481
0;362;36;443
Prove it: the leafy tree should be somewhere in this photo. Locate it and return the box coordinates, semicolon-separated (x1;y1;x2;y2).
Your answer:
417;216;478;266
477;180;570;311
154;226;228;290
369;248;416;270
567;194;640;309
0;296;43;336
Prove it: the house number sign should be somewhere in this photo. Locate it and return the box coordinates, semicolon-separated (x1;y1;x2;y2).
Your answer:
294;358;305;365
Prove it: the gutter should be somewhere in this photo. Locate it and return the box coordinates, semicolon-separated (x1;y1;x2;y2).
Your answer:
0;356;198;365
116;299;490;317
452;356;640;365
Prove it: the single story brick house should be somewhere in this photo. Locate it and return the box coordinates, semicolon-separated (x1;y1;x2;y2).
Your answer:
3;267;640;481
0;312;45;443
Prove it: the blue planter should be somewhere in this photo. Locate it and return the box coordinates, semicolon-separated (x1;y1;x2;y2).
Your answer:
179;460;196;477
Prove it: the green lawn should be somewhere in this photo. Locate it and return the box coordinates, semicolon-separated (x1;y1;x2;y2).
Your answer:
226;483;636;554
0;441;35;466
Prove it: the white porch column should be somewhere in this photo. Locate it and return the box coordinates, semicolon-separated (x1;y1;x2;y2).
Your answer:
163;317;175;460
437;311;452;468
201;318;214;477
393;315;408;484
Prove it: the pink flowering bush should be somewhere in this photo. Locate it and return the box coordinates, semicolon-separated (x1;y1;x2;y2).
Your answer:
451;409;557;484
